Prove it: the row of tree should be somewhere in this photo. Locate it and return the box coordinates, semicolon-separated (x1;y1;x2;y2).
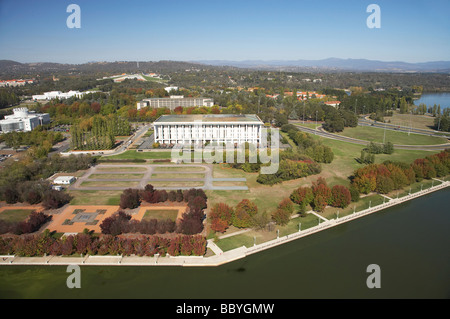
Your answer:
290;177;354;213
0;231;206;257
3;182;72;209
282;125;334;163
0;88;19;109
70;115;131;150
118;185;207;235
209;199;259;233
0;154;94;202
351;150;449;194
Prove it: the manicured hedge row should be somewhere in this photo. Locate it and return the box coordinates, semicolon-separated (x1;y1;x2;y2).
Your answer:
0;232;207;257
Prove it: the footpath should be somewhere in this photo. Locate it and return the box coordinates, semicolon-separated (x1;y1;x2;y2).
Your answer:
1;179;448;267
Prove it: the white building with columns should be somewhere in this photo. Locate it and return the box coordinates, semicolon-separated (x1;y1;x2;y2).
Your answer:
153;114;264;145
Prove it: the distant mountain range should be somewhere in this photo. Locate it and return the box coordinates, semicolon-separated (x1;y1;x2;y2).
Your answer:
193;58;450;72
0;60;217;77
1;58;450;76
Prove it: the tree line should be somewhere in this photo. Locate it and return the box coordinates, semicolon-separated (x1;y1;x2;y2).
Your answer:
117;185;207;236
70;115;131;150
351;150;449;195
0;231;207;257
0;153;95;201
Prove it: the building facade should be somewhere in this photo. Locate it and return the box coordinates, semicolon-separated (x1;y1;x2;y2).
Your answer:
137;96;214;110
32;90;97;100
0;108;50;132
153;114;264;145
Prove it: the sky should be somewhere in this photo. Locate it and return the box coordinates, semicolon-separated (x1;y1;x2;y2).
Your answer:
0;0;449;64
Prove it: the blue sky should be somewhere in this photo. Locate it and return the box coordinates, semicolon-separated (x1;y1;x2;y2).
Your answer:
0;0;449;63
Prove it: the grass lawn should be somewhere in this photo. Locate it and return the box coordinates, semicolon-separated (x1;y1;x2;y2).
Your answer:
0;209;34;222
151;173;205;179
68;190;122;205
89;174;144;179
150;181;204;187
337;125;447;145
153;166;206;172
383;112;435;131
143;209;179;221
95;166;147;172
105;150;173;160
294;121;323;129
215;213;320;252
80;181;139;188
207;135;438;222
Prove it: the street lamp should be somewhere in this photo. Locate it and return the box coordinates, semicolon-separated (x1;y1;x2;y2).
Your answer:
315;110;318;134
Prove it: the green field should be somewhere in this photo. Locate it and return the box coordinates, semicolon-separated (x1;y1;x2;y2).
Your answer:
0;209;34;222
153;166;206;172
337;125;447;145
80;181;139;188
105;150;173;160
151;173;204;179
89;174;144;179
95;166;147;172
68;190;122;205
143;209;179;221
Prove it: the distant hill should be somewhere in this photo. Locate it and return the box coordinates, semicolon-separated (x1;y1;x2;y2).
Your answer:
1;58;450;78
193;58;450;73
0;60;218;78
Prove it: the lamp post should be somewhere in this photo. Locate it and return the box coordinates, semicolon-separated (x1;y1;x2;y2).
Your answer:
315;110;318;134
299;223;301;232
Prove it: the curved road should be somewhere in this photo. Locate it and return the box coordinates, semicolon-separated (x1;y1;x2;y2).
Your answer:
358;116;450;139
291;122;450;151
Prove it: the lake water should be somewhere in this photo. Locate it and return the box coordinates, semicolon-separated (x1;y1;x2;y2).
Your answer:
414;93;450;110
0;188;449;299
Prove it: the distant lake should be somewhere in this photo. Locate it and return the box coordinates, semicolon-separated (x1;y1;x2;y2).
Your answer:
414;93;450;110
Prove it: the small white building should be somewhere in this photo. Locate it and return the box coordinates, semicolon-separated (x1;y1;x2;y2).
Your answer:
324;101;341;108
32;90;97;100
53;176;76;185
164;86;179;92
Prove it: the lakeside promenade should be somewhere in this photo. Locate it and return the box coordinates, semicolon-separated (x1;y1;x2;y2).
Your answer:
1;179;448;267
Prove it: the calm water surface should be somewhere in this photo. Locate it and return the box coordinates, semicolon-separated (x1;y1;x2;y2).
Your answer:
0;189;449;299
414;93;450;109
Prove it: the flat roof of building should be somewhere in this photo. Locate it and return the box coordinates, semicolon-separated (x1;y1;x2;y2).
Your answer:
154;114;263;124
54;176;75;182
142;97;213;101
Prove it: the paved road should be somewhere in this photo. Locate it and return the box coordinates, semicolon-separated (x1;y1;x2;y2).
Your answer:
290;122;450;151
358;116;450;139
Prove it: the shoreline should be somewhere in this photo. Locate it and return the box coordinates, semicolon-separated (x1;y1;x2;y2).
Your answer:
1;179;448;267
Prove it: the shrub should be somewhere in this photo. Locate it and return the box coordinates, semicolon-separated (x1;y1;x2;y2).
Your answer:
209;203;233;233
232;199;258;228
330;185;352;208
119;188;141;209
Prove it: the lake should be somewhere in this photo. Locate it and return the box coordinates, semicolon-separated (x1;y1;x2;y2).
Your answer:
414;93;450;110
0;188;449;299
